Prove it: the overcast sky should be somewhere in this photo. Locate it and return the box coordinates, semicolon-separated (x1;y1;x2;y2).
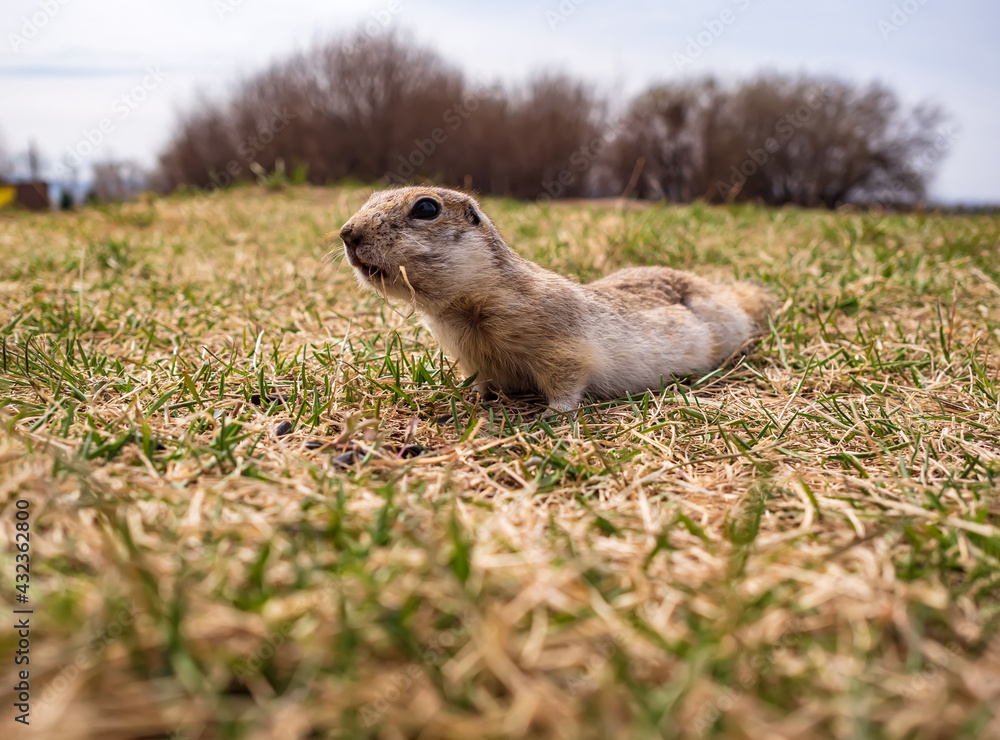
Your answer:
1;0;997;203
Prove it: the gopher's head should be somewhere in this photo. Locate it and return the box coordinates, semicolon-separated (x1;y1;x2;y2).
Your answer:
339;186;509;306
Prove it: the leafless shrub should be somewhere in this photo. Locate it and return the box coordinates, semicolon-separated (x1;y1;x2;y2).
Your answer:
157;37;949;209
600;74;949;207
158;32;466;190
495;74;605;199
597;80;717;201
158;97;242;191
156;33;603;199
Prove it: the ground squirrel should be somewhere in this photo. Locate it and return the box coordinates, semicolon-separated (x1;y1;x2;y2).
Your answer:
340;186;770;411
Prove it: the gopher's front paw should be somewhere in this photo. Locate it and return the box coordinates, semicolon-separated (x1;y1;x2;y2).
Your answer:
546;395;581;413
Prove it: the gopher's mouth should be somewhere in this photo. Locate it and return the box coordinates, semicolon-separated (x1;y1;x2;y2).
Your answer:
345;246;389;282
355;261;383;280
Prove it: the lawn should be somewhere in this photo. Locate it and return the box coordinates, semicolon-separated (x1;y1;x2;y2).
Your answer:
1;185;998;739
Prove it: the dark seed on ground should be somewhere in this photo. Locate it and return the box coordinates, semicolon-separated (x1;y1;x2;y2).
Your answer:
250;393;291;406
332;449;362;466
398;444;423;458
274;420;293;437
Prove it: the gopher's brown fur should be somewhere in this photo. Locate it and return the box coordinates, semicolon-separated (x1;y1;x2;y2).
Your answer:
340;186;770;410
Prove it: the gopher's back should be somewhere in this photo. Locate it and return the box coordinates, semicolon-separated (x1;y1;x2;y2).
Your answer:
582;266;770;397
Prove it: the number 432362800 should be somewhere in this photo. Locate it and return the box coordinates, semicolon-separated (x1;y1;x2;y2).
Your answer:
15;500;30;602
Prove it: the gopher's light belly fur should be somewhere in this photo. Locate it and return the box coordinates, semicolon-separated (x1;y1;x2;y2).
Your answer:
340;187;770;411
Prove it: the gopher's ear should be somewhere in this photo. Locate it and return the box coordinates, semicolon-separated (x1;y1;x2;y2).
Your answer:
464;204;481;226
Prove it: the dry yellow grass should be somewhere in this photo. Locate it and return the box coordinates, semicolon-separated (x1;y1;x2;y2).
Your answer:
1;186;998;739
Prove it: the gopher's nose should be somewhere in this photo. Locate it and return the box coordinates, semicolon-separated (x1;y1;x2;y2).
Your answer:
340;223;361;249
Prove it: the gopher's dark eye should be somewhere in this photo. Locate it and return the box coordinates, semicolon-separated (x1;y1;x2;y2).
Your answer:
410;198;441;220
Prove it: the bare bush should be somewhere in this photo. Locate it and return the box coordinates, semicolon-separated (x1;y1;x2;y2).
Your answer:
157;35;949;209
158;32;467;191
157;32;604;199
600;75;949;207
497;74;605;199
598;80;717;201
158;97;242;191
